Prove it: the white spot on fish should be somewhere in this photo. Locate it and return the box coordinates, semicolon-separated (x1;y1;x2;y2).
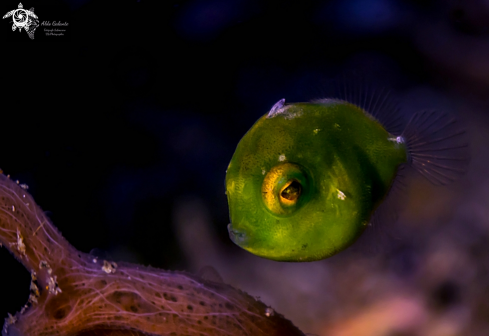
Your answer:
265;307;275;317
388;136;405;144
11;205;15;212
283;109;303;120
261;168;266;175
279;154;286;162
337;189;346;200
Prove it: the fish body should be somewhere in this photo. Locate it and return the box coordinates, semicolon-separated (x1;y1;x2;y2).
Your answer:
226;96;466;261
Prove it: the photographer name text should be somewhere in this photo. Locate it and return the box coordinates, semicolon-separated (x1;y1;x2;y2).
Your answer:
41;21;69;26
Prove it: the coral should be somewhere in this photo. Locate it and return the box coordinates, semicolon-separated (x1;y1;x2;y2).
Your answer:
0;174;303;336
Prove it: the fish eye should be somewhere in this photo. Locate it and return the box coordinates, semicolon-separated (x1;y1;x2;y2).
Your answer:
261;163;309;215
280;179;302;205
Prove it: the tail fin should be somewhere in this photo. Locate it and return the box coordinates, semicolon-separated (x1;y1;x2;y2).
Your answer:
402;110;469;185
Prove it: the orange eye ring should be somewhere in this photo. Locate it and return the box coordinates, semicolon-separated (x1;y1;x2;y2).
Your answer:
261;163;307;215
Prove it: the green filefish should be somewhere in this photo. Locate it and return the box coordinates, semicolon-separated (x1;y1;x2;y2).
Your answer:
225;93;467;262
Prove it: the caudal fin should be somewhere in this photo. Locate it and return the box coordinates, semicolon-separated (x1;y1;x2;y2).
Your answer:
402;110;469;185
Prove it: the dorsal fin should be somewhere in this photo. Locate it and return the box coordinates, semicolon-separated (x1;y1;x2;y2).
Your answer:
267;98;286;118
312;76;404;135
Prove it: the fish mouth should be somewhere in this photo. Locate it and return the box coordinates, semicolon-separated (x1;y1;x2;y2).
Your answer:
227;223;248;246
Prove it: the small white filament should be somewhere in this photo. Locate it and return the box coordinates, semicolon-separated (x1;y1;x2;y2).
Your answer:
337;189;346;200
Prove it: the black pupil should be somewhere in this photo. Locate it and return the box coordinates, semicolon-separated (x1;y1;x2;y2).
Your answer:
281;180;302;201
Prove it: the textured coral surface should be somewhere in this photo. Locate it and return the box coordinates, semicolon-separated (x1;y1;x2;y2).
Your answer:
0;174;303;336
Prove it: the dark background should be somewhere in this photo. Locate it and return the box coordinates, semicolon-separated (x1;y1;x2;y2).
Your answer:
2;0;489;335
